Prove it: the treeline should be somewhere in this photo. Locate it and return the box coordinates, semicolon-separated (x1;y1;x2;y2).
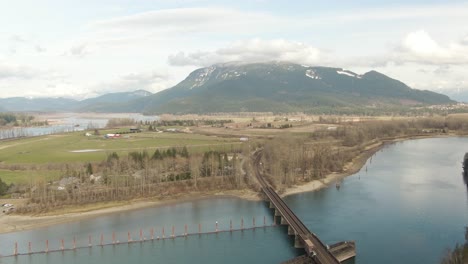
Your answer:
0;128;30;139
303;105;467;116
153;119;232;127
106;118;137;128
261;116;468;190
312;116;468;147
261;135;355;189
441;227;468;264
0;113;48;127
17;146;248;213
105;118;233;129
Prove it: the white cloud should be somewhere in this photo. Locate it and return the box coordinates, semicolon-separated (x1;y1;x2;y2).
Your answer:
90;8;276;35
168;38;324;66
0;64;37;79
462;35;468;46
90;70;170;96
66;43;90;57
391;30;468;65
35;45;46;53
10;34;26;43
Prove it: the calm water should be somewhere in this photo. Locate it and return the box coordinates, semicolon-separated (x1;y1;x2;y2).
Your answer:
0;113;159;139
1;137;467;263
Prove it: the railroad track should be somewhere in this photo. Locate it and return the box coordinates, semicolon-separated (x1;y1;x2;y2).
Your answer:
253;150;339;264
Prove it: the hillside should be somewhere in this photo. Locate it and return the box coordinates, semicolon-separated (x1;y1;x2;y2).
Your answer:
0;90;152;112
139;62;454;114
77;90;152;112
0;97;78;112
0;63;455;114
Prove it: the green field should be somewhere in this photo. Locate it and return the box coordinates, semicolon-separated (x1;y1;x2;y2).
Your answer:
0;131;240;164
0;169;61;184
0;131;243;185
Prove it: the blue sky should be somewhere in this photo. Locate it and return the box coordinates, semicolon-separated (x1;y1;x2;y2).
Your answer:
1;0;467;98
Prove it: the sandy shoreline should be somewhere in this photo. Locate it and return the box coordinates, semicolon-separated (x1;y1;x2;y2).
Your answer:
0;190;261;234
0;134;450;235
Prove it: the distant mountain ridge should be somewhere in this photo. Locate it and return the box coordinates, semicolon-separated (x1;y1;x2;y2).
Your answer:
0;62;455;113
0;90;152;112
136;62;454;113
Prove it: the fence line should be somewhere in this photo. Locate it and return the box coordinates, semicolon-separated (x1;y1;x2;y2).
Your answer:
1;216;277;258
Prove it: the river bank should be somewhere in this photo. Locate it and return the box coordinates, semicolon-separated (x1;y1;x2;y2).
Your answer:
0;133;455;235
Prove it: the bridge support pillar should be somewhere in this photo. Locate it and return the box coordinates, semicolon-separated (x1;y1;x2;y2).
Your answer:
287;226;295;236
280;216;287;225
294;235;304;249
269;201;275;209
274;208;281;217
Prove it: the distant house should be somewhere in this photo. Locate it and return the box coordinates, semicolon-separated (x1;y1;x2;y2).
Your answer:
105;133;121;139
130;128;142;133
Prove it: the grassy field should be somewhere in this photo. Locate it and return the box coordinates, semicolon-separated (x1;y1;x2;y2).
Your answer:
0;131;240;164
0;169;61;184
0;130;243;185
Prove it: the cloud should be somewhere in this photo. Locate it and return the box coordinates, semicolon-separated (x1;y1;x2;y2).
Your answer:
390;30;468;65
35;45;46;53
168;39;324;67
0;64;37;79
91;71;169;95
90;8;279;36
64;43;90;57
462;35;468;46
10;35;26;43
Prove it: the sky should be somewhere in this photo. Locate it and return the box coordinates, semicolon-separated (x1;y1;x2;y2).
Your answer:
1;0;468;99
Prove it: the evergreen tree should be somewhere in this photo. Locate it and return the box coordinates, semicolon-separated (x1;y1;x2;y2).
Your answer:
180;146;189;158
86;163;93;175
153;149;163;160
0;177;8;196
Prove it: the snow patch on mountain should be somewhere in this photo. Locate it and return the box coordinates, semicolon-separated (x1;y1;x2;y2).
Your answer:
305;69;321;80
336;69;362;78
190;66;216;89
217;70;246;80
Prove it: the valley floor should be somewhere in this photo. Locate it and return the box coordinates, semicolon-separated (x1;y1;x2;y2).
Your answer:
0;134;416;234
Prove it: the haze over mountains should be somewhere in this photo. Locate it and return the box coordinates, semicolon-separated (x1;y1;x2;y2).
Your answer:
0;62;455;114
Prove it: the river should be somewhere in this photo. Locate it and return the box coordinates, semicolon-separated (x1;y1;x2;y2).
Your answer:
0;137;467;263
0;113;159;139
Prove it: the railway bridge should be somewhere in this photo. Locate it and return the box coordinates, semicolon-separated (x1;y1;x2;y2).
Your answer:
253;151;355;264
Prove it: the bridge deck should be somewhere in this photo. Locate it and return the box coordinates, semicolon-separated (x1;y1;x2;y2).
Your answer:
254;151;340;264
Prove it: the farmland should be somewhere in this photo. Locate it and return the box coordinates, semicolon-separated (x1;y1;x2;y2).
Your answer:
0;130;242;185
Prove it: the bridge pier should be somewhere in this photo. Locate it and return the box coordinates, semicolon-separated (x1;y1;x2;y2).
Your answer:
280;216;288;225
269;201;275;209
275;208;281;217
288;225;296;236
294;235;304;249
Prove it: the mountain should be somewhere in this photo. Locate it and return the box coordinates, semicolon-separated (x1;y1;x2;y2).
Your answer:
77;90;152;112
0;90;152;112
0;64;455;114
0;97;78;112
137;62;454;114
440;89;468;103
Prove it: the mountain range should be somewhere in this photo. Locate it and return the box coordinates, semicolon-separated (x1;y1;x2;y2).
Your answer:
0;62;455;114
